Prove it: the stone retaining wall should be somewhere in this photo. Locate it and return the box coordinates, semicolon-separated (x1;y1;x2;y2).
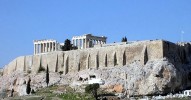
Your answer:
3;40;190;75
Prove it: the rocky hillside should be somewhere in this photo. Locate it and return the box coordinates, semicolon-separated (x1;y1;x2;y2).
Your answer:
1;58;191;97
0;69;3;76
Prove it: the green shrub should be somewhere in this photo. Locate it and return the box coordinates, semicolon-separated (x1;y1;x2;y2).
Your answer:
85;83;100;100
59;71;63;75
38;66;45;72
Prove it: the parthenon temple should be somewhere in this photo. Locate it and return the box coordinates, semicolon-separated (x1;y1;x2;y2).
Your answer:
33;39;59;55
72;34;107;49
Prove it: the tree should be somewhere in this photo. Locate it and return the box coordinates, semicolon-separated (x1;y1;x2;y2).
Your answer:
10;89;14;97
61;39;78;51
62;39;72;51
85;83;100;100
121;36;127;42
46;64;49;87
26;78;31;94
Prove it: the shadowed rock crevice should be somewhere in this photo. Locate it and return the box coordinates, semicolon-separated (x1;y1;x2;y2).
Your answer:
123;51;126;66
114;52;117;66
141;45;148;65
64;56;69;75
38;56;45;73
96;53;99;69
105;54;108;67
55;55;58;72
144;46;148;65
62;53;65;68
78;62;80;72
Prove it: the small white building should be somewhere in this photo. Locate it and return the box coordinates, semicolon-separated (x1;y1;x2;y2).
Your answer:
183;90;191;96
88;78;105;85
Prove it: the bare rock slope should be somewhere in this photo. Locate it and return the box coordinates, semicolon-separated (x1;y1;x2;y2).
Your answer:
1;58;191;96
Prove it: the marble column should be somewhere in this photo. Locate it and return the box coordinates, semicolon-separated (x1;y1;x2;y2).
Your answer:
72;40;74;46
84;38;87;48
82;39;84;49
52;42;54;51
55;42;57;51
37;44;39;54
43;43;44;53
48;42;50;52
35;44;37;54
78;39;80;49
40;44;42;53
38;44;40;53
34;44;36;54
46;43;48;52
43;43;45;53
75;39;77;47
45;43;48;52
42;43;44;53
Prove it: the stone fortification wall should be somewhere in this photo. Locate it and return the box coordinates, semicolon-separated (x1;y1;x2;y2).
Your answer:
3;40;165;75
163;41;191;65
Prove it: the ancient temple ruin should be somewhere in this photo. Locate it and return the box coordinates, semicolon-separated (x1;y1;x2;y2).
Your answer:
33;34;107;55
72;34;107;49
33;39;60;55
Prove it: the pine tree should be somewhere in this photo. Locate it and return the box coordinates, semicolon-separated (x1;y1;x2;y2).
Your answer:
124;36;127;42
62;39;72;51
10;89;14;97
121;37;125;42
61;39;78;51
46;65;49;87
122;36;127;42
26;78;31;94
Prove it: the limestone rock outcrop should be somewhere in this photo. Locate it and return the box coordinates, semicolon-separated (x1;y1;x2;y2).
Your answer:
1;58;191;97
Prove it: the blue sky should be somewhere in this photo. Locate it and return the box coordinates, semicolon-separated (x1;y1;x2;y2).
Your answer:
0;0;191;68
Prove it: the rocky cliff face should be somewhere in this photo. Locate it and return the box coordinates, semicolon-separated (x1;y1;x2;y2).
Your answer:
1;58;191;97
1;40;191;97
0;69;3;76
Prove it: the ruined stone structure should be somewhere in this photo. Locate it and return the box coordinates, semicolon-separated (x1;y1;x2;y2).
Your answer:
33;39;60;55
3;40;191;76
33;34;107;55
72;34;107;49
2;39;191;97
